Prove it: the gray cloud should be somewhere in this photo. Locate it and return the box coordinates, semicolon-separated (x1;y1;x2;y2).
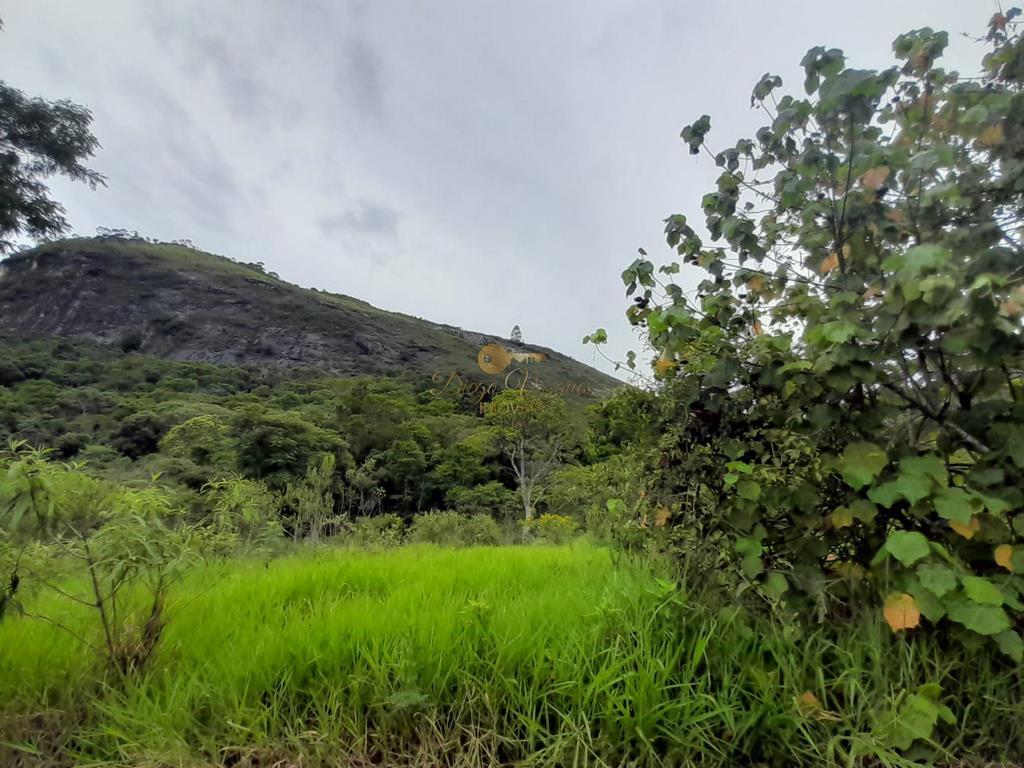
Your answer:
338;38;384;116
0;0;990;377
319;202;398;238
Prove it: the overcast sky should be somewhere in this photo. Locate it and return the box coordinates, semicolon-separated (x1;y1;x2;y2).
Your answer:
1;1;993;377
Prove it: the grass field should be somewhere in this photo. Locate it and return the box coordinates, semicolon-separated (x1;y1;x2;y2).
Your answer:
1;543;1022;767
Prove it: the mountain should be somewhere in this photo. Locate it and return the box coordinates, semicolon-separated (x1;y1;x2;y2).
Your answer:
0;237;620;399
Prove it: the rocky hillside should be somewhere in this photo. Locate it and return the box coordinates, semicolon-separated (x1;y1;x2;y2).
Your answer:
0;238;619;397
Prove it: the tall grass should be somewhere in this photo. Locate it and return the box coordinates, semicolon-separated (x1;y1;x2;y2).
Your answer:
1;543;1021;767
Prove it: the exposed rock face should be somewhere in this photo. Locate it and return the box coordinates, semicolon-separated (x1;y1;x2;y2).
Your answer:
0;239;620;395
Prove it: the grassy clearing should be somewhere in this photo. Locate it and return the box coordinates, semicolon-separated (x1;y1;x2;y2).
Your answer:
1;543;1022;767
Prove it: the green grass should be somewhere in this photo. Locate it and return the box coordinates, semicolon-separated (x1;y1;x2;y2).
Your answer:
1;544;1022;767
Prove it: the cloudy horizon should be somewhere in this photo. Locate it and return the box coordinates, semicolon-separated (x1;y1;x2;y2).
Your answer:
0;1;992;378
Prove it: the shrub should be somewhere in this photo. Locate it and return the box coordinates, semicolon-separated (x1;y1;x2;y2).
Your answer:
408;511;502;547
546;454;645;529
525;513;579;544
459;513;504;545
113;410;170;459
445;481;516;518
118;332;142;353
201;474;282;550
287;453;339;541
590;14;1024;660
0;442;208;675
348;514;405;548
160;414;234;467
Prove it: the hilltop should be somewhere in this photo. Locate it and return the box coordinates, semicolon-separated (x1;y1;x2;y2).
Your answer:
0;237;619;398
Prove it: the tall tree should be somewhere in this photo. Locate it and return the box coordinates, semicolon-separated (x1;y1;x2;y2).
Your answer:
484;389;577;520
0;27;106;252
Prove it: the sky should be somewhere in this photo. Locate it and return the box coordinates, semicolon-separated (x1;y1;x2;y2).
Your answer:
0;1;994;378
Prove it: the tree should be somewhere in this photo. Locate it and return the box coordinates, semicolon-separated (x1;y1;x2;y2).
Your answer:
445;480;516;519
382;438;428;509
287;453;338;541
0;442;205;675
510;325;523;343
229;406;346;488
202;474;282;548
0;68;105;251
483;389;577;520
591;12;1024;656
346;455;386;517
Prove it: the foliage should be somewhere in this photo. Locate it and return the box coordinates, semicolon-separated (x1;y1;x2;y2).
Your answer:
525;513;578;544
287;453;339;541
590;12;1024;658
0;339;581;528
444;480;517;519
160;415;235;468
229;406;346;489
546;453;646;527
483;389;580;520
408;510;503;547
0;79;105;252
0;442;206;675
347;514;405;549
201;474;282;550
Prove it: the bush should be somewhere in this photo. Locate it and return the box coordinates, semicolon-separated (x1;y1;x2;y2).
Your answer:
113;410;170;458
0;443;208;675
201;474;282;550
348;514;405;548
526;513;579;544
408;511;502;546
445;481;516;519
592;14;1024;661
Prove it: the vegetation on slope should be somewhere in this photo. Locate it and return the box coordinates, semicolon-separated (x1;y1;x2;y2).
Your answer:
0;235;619;396
0;337;636;525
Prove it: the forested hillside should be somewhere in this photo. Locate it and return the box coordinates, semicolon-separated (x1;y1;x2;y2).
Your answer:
0;335;642;526
0;236;619;393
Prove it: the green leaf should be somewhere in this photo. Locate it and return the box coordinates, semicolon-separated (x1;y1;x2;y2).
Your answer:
875;690;944;751
737;480;761;501
962;576;1004;606
916;563;957;597
900;455;946;483
868;473;931;507
849;499;877;523
884;530;930;566
1012;549;1024;574
735;537;762;557
813;320;859;344
908;580;946;622
932;486;976;524
995;630;1024;662
839;442;888;490
741;554;763;578
762;572;788;598
971;490;1011;515
946;597;1011;636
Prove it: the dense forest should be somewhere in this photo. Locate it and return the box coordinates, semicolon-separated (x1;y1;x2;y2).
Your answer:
0;334;645;531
